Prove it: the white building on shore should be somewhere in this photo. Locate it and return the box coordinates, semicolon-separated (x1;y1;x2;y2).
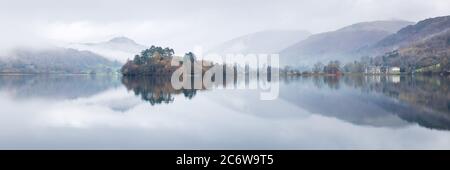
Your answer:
365;66;401;74
388;67;401;74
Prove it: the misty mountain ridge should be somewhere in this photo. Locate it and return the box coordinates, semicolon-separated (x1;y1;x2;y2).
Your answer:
372;16;450;72
394;29;450;66
0;47;121;74
339;20;414;33
371;15;450;55
2;16;449;73
208;30;311;55
68;36;147;62
107;36;140;44
279;20;414;66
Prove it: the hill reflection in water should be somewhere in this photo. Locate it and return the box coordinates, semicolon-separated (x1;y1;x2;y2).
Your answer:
121;75;450;130
0;74;450;149
281;75;450;130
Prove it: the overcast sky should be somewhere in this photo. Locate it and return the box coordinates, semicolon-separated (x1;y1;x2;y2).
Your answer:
0;0;449;53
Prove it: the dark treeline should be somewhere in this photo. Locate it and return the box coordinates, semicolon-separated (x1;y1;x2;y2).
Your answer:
282;54;450;76
121;46;181;76
120;45;275;84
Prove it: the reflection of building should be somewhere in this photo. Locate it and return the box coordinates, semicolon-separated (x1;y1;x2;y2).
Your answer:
388;75;401;83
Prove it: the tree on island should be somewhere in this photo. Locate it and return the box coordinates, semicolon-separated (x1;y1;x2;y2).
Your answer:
132;45;175;65
122;45;203;76
122;45;177;75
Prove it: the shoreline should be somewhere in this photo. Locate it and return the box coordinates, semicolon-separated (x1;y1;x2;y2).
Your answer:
0;73;120;76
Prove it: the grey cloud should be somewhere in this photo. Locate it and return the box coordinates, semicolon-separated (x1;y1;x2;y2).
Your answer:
0;0;449;53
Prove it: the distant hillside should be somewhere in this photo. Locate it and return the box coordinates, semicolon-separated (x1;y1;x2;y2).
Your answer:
0;47;121;74
208;30;311;55
376;17;450;73
68;36;147;62
280;20;413;66
372;16;450;54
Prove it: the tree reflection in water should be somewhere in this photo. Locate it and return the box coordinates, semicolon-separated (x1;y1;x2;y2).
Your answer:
282;75;450;130
122;74;450;130
121;76;199;105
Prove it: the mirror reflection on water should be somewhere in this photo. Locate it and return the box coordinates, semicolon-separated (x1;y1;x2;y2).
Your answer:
0;74;449;149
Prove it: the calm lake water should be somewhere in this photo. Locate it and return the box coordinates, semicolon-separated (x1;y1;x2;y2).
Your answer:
0;74;449;149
